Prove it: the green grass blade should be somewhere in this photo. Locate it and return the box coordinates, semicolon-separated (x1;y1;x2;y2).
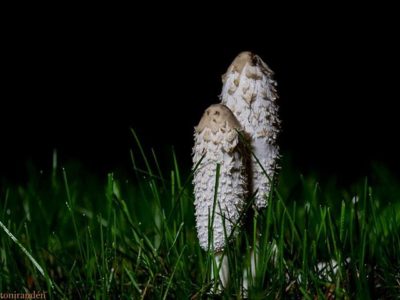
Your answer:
0;220;53;287
162;246;186;300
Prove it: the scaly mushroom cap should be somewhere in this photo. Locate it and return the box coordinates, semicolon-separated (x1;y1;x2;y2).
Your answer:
195;104;241;134
193;104;247;251
221;52;280;209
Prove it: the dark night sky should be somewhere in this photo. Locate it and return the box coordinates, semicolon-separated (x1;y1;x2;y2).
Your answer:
1;13;399;183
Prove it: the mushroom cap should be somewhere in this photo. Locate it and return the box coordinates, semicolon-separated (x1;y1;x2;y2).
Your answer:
222;51;275;83
220;51;280;209
227;51;254;74
193;104;247;252
195;104;241;133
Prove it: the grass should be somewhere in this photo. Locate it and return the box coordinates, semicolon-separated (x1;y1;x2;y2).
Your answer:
0;133;399;299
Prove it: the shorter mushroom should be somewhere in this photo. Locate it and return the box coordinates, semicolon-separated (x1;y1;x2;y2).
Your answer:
193;104;248;289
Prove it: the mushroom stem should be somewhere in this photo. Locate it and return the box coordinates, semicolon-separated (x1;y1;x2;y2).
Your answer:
211;252;229;292
242;248;257;296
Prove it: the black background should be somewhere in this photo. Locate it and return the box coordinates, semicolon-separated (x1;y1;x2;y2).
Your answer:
1;12;399;183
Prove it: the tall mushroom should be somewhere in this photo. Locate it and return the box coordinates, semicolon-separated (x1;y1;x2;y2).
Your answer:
221;51;280;209
193;104;248;289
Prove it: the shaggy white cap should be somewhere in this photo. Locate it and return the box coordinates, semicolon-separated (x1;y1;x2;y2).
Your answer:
221;51;280;209
193;104;247;252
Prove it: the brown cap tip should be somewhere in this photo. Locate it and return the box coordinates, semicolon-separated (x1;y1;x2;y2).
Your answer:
195;104;241;133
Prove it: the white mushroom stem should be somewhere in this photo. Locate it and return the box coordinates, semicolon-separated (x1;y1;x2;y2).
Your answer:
242;248;257;296
193;104;248;288
211;253;229;292
242;241;278;295
221;51;280;209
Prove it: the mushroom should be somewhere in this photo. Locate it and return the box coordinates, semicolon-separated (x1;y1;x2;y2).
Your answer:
193;104;248;289
220;51;280;209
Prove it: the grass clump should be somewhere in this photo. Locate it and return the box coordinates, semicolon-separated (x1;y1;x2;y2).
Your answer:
0;134;399;299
